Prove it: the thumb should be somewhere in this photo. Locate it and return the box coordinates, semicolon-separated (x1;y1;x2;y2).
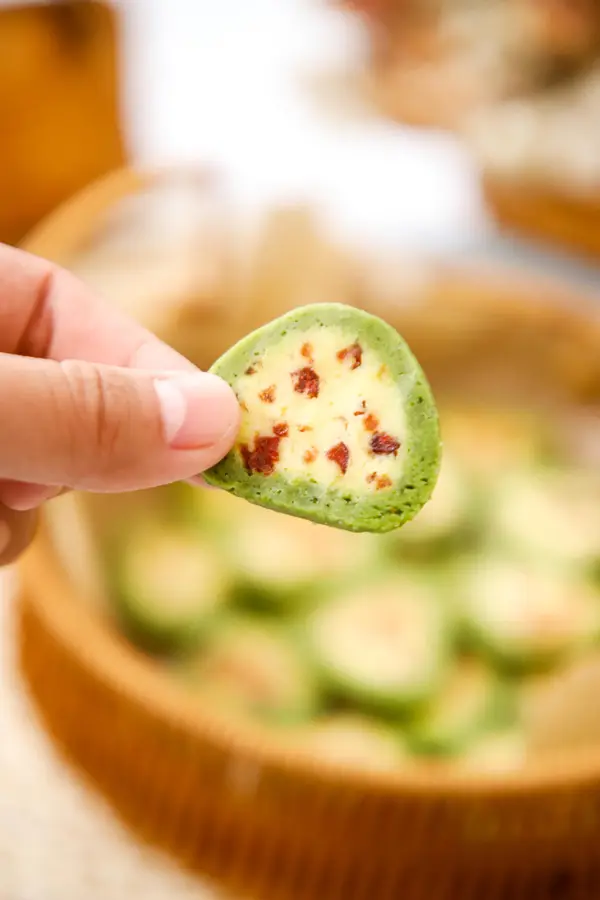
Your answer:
0;353;240;492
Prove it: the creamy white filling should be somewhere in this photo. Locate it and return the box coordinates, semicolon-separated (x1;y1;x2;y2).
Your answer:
235;325;410;492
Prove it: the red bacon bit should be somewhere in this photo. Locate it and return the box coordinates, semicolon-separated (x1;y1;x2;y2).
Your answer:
327;442;350;475
303;447;318;464
245;365;257;376
367;472;377;484
291;366;320;399
337;342;363;370
240;424;289;476
298;424;312;433
240;436;280;476
259;384;276;403
370;432;400;456
354;400;367;417
301;342;314;364
364;413;379;432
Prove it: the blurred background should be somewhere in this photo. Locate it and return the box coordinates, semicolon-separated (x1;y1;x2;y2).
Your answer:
5;1;600;899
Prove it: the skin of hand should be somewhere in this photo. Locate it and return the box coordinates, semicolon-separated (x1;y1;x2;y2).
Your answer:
0;243;241;566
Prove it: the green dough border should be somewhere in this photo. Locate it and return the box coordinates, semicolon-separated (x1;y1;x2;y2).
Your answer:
204;304;441;533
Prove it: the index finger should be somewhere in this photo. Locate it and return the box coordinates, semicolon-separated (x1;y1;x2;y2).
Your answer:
0;243;197;372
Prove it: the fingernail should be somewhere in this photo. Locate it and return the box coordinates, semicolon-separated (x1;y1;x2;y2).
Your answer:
154;373;239;450
0;521;10;556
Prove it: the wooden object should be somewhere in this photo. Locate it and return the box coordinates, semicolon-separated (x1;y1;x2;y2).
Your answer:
0;0;125;245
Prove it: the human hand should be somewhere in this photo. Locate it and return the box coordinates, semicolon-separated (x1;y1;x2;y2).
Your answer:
0;243;240;566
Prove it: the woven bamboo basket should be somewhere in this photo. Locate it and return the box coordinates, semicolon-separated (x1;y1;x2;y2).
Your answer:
483;174;600;262
17;166;600;900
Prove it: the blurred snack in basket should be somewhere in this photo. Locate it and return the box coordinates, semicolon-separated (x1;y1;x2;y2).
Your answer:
99;394;600;774
457;556;600;674
111;523;230;655
0;1;125;245
305;573;450;714
489;467;600;570
215;499;381;613
407;658;515;757
180;615;320;726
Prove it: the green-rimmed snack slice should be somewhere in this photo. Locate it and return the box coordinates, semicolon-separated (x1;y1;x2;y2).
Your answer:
454;727;527;775
204;303;441;533
222;497;382;611
408;659;515;757
113;525;228;654
183;617;319;725
393;451;477;559
289;714;407;772
490;467;600;570
458;557;600;673
306;574;449;714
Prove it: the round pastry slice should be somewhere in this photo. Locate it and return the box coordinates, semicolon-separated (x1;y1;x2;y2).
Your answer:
223;500;382;611
204;303;441;533
458;556;600;673
306;574;449;714
408;659;515;757
183;617;319;726
113;525;228;654
491;467;600;570
454;727;527;775
289;714;406;773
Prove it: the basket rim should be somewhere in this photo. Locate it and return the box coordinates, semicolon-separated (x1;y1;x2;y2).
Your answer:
19;524;600;800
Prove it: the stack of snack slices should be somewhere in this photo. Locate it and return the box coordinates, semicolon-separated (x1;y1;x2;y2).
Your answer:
106;405;600;777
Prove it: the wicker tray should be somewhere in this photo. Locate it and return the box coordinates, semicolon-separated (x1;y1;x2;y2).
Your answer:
17;166;600;900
